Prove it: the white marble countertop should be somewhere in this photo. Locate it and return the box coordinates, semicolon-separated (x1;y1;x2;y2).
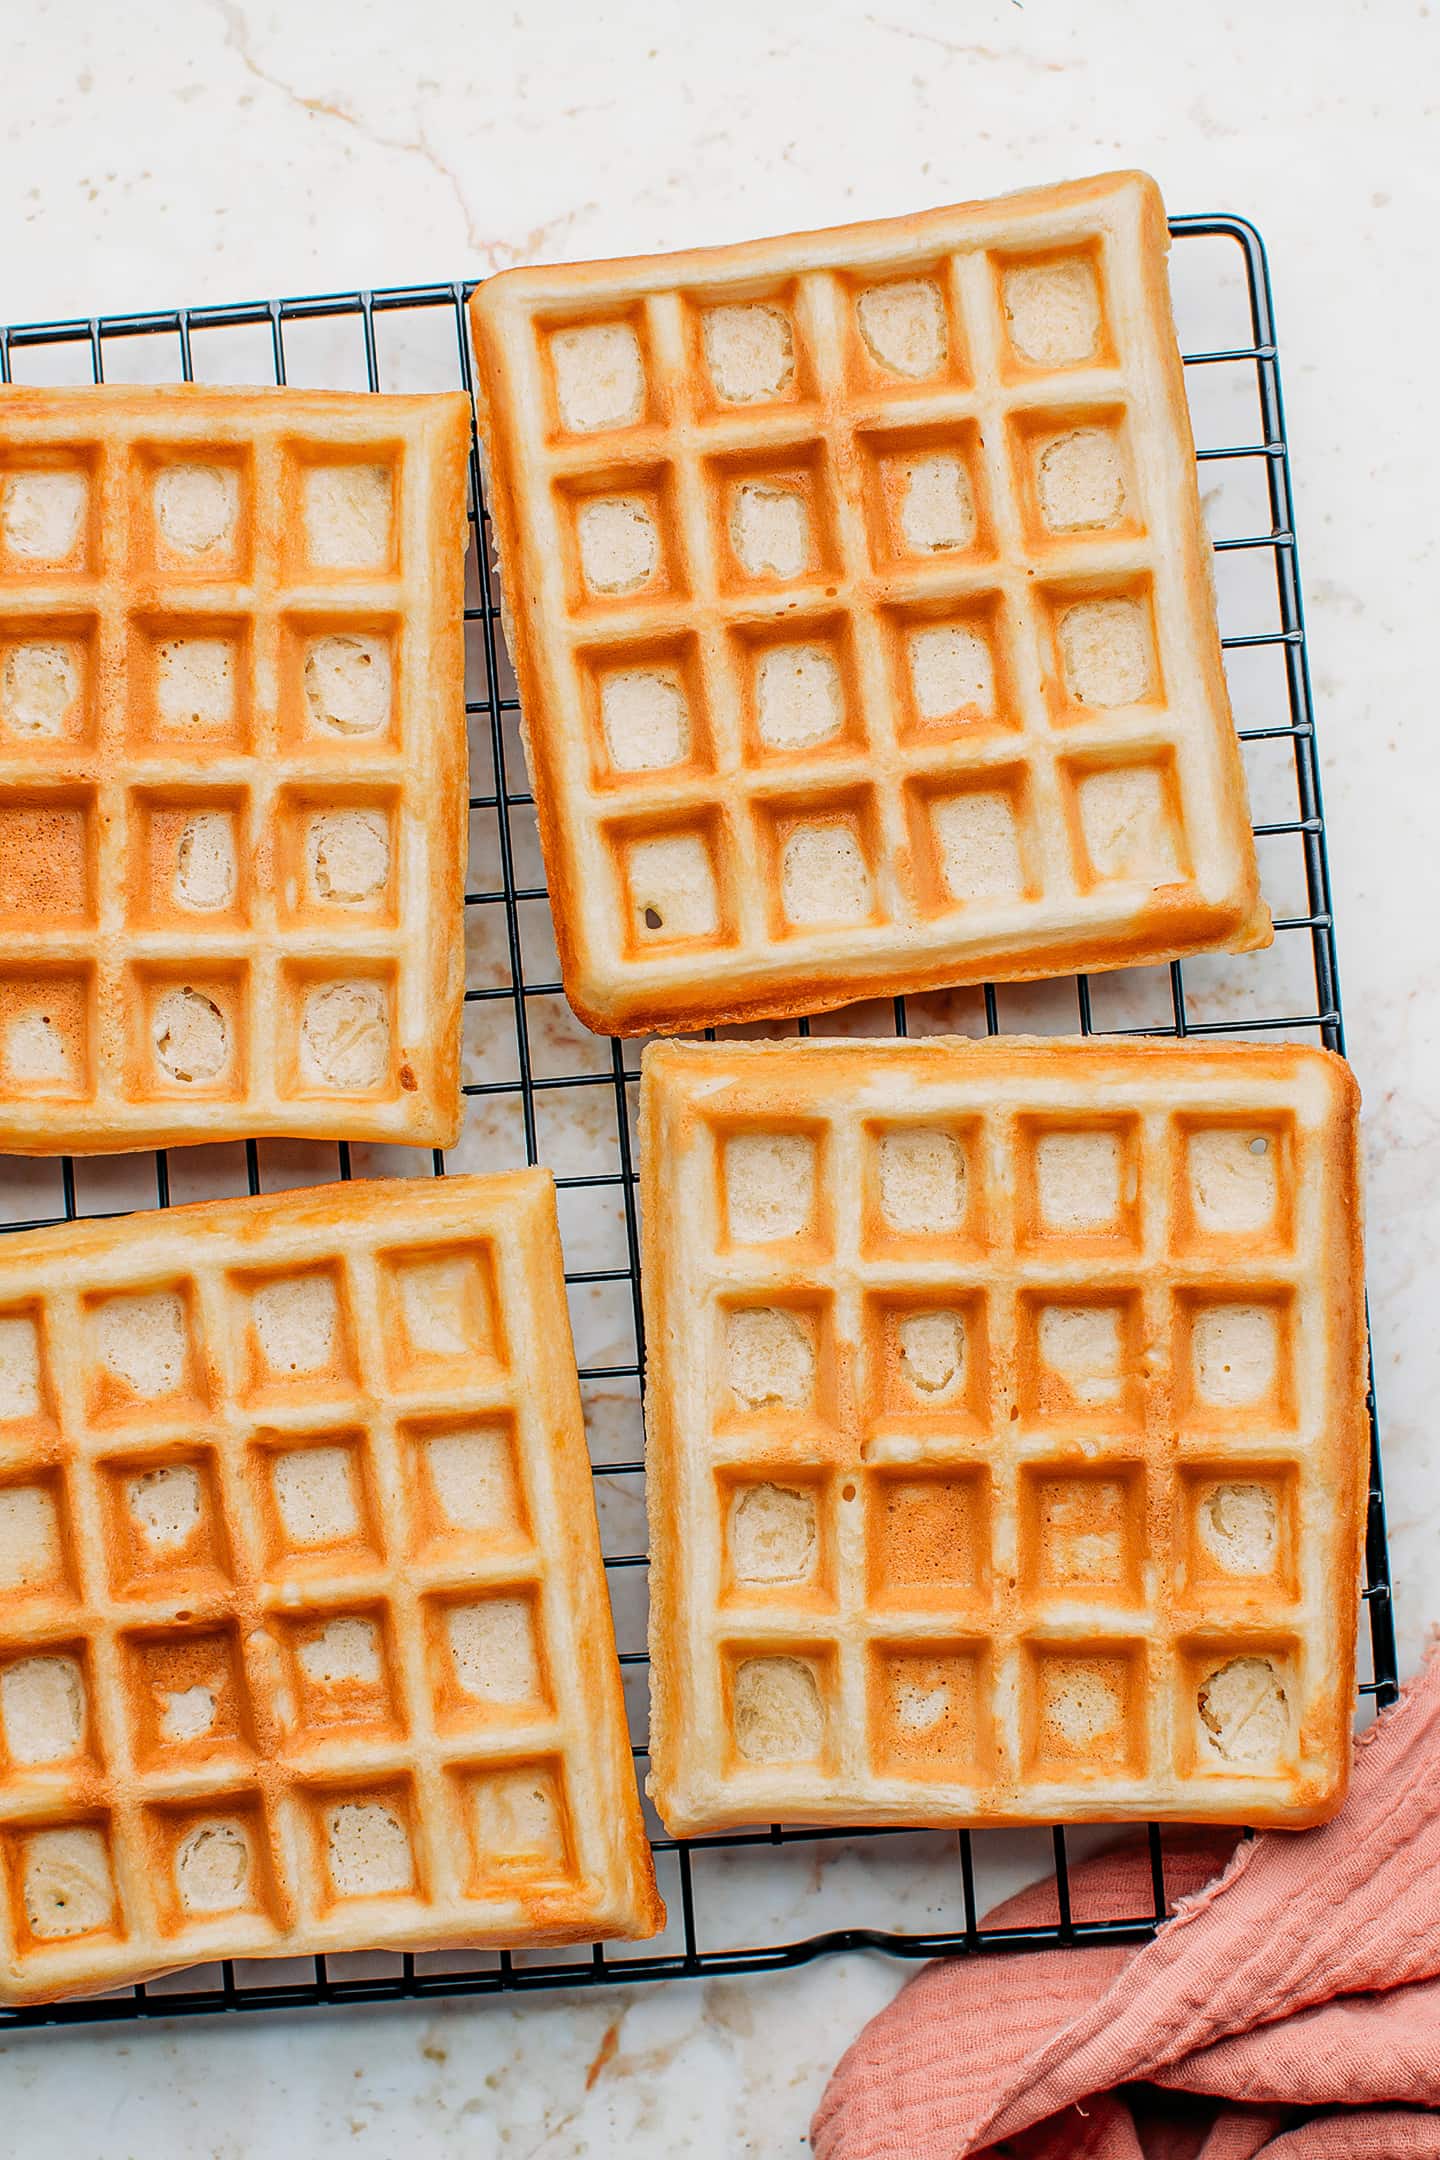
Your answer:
2;0;1437;2150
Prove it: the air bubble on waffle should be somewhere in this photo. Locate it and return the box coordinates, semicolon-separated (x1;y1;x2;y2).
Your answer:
272;1444;361;1548
304;633;392;737
92;1288;190;1401
309;809;391;904
160;1684;216;1742
730;483;810;580
702;304;795;404
1001;257;1102;368
127;1464;202;1550
1035;1129;1122;1230
298;1616;382;1688
152;987;229;1084
878;1128;966;1234
175;1820;252;1914
1191;1303;1279;1409
600;668;690;772
1038;1304;1123;1406
1;469;87;561
728;1483;817;1584
300;979;390;1089
156;639;237;734
1188;1130;1278;1234
755;644;843;750
1077;764;1179;883
732;1655;823;1763
21;1826;114;1940
173;812;238;912
1036;428;1127;533
726;1307;815;1411
576;497;658;595
627;831;718;942
303;464;394;570
907;624;993;725
1;1653;85;1765
1058;597;1154;708
422;1426;520;1536
1196;1654;1290;1767
154;465;239;556
0;1483;60;1592
446;1597;539;1705
468;1764;567;1874
2;642;80;738
855;279;947;378
0;1314;42;1421
724;1131;816;1243
324;1798;413;1899
780;823;872;927
1199;1481;1279;1574
899;455;975;553
251;1272;339;1377
549;322;645;434
930;789;1023;903
897;1309;965;1396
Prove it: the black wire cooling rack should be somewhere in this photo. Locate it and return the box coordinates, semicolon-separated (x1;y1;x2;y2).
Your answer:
0;212;1399;2028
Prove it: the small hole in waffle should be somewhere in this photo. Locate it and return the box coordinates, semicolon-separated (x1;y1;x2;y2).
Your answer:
174;1821;252;1915
725;1306;815;1411
303;632;392;737
321;1796;414;1902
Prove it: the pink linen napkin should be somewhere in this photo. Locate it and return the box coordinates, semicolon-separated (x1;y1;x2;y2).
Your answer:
813;1651;1440;2160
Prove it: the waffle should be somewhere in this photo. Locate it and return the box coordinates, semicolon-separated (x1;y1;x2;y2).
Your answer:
0;384;471;1153
641;1037;1365;1835
0;1172;661;2005
469;171;1269;1037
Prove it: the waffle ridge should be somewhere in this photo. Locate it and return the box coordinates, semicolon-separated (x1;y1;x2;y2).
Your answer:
641;1037;1365;1836
0;384;471;1153
0;1173;662;2004
470;171;1270;1035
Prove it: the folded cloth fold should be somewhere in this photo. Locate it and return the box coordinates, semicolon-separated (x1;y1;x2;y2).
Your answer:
813;1651;1440;2160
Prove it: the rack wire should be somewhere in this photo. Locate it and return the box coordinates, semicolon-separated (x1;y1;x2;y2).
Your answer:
0;212;1398;2027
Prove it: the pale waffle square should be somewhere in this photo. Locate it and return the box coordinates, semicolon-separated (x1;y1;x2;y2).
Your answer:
0;1173;662;2005
0;385;471;1153
641;1037;1365;1835
469;171;1270;1037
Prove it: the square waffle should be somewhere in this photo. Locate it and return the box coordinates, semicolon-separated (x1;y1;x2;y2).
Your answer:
0;384;471;1153
0;1172;662;2004
469;171;1269;1036
641;1037;1365;1834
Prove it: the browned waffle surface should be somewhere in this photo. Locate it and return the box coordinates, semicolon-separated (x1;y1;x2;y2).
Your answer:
0;385;471;1153
0;1173;661;2003
470;172;1268;1035
641;1038;1364;1835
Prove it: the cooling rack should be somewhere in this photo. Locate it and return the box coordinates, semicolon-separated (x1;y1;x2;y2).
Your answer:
0;211;1399;2027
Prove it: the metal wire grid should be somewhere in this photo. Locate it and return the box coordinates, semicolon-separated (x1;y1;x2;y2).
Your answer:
0;212;1398;2027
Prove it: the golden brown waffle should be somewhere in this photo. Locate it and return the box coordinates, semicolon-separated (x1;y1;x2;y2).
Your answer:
0;1173;661;2004
0;385;471;1153
641;1037;1364;1834
470;172;1269;1036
